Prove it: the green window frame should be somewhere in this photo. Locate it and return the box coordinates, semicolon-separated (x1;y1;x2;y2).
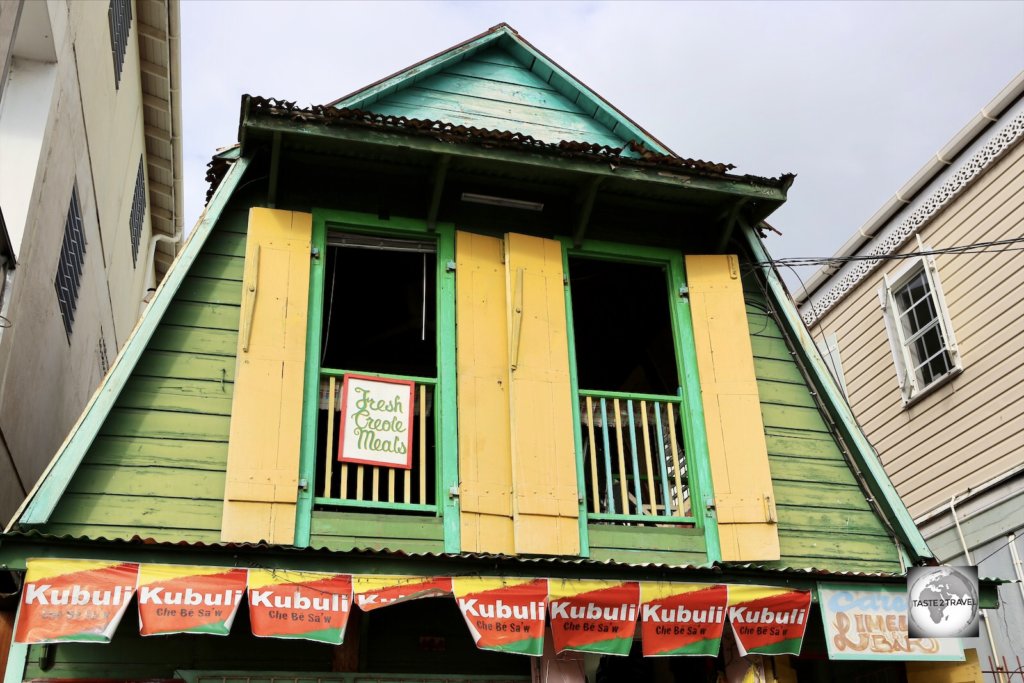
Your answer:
295;210;460;552
560;238;718;558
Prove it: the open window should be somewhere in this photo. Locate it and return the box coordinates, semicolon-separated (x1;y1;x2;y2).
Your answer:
566;254;694;525
314;232;440;513
879;252;961;404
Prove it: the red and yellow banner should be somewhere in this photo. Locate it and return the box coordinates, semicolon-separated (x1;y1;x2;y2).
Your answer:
454;577;548;656
137;564;247;636
14;559;138;644
727;585;812;656
639;582;729;657
548;579;639;656
247;569;352;644
352;575;453;611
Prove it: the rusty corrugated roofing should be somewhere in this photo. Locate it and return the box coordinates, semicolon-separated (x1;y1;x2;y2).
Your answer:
2;528;911;581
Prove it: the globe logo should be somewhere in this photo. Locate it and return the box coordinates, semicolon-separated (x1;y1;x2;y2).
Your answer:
907;565;979;638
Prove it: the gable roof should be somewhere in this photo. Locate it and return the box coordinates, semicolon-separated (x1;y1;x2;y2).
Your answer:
330;23;674;155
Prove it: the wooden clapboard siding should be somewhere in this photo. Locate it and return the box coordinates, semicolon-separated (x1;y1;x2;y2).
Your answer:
310;510;444;554
811;139;1024;518
369;45;626;148
745;279;903;573
588;525;707;567
44;209;248;543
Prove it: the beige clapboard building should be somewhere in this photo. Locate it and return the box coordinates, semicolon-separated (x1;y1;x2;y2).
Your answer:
0;0;182;525
797;73;1024;681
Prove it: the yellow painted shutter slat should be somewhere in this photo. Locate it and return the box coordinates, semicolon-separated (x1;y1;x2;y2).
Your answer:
686;254;780;561
505;233;580;556
455;231;515;554
221;208;312;545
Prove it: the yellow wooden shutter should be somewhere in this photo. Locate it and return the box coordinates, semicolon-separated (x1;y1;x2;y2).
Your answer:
686;254;780;561
455;231;580;556
505;233;579;556
455;231;515;554
221;208;312;545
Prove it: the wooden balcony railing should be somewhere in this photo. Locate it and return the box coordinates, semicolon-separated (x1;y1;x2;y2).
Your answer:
315;370;437;513
578;390;693;524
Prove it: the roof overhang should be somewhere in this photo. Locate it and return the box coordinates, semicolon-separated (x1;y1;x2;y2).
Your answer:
237;96;792;240
137;0;183;280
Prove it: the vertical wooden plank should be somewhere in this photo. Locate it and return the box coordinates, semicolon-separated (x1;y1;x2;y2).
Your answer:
222;208;312;545
686;254;779;561
455;231;515;554
654;404;672;515
625;400;643;514
614;399;629;515
341;464;349;500
419;384;427;504
356;466;364;501
667;403;685;515
586;397;599;514
640;400;657;514
372;468;380;502
388;469;395;502
324;377;336;498
600;398;614;514
506;233;580;556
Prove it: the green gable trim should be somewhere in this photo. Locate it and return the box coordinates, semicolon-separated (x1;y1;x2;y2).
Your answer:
331;24;671;155
11;155;253;529
741;224;933;564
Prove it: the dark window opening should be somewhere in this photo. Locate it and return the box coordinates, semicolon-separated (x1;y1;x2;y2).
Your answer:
315;233;438;510
568;257;678;395
54;184;86;341
568;257;690;521
129;156;146;266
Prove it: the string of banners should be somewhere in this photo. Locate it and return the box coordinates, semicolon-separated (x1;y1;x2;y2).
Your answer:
13;559;812;657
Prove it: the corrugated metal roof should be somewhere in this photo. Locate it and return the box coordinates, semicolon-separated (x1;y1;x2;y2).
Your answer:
2;528;915;581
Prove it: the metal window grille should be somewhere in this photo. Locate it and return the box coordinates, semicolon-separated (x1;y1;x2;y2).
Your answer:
129;156;146;266
54;185;87;340
108;0;132;89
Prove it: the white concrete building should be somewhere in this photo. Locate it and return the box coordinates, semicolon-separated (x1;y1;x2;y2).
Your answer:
0;0;182;524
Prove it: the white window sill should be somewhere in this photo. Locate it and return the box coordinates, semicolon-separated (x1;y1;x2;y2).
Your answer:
902;365;964;409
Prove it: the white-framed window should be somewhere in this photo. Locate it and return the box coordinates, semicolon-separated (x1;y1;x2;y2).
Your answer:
878;252;961;404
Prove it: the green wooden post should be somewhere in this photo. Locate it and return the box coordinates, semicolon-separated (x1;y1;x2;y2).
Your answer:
560;242;591;557
669;253;721;565
436;224;461;553
2;641;28;683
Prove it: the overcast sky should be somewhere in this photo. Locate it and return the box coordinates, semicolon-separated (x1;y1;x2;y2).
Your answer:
179;1;1024;285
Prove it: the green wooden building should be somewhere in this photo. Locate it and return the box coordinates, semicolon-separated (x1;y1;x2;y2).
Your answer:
0;24;993;683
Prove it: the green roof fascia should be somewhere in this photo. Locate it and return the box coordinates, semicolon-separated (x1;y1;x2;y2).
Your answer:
8;154;254;530
329;24;672;155
240;114;787;210
740;223;934;564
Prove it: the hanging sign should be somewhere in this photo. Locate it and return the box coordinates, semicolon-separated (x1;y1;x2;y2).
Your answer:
137;564;247;636
14;559;138;644
818;583;964;661
352;575;453;611
338;374;415;468
638;582;728;657
454;577;548;656
547;579;640;656
247;570;353;644
727;585;812;656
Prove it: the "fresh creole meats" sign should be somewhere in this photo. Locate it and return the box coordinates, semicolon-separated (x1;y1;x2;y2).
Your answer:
14;559;138;644
247;570;353;644
727;585;812;656
137;564;247;636
454;577;548;656
639;582;729;657
548;579;640;656
338;374;415;468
